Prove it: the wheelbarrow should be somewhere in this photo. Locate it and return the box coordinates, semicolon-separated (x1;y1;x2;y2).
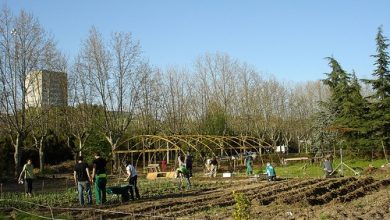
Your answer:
107;185;130;202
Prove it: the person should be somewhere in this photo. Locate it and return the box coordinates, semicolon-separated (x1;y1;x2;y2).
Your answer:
209;156;218;178
18;158;34;197
185;150;193;177
205;158;212;174
161;160;167;172
91;152;107;205
323;155;333;177
125;161;140;200
177;151;185;167
265;162;276;181
73;156;92;205
245;154;253;176
176;165;191;189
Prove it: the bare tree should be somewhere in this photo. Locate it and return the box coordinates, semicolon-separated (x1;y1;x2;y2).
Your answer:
138;67;163;134
75;27;147;171
29;107;58;172
0;8;64;175
231;63;259;135
194;53;238;135
61;55;99;158
161;67;191;134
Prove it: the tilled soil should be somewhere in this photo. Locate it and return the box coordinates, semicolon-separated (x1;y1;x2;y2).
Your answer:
2;176;390;219
88;176;390;219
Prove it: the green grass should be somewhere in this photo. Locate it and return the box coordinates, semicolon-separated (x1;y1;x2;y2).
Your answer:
253;159;388;178
343;158;387;168
0;212;9;220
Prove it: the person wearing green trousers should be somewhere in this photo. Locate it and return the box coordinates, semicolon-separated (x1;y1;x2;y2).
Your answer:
91;152;107;205
245;155;253;176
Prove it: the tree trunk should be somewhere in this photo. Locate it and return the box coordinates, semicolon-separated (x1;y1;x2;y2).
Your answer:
39;145;44;173
79;140;83;156
112;149;119;174
14;141;21;177
14;134;22;177
298;139;301;154
382;141;388;163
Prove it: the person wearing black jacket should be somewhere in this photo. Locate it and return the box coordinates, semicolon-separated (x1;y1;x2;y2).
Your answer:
185;151;193;177
91;152;107;205
73;156;92;205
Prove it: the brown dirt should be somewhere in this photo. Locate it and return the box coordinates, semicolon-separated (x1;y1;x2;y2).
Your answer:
2;175;390;219
82;176;390;219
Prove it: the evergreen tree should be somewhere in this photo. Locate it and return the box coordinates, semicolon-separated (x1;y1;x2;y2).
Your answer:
322;57;350;115
338;73;369;147
363;26;390;156
322;58;368;150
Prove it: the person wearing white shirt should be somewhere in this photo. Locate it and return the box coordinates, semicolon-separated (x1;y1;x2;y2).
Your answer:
125;161;140;200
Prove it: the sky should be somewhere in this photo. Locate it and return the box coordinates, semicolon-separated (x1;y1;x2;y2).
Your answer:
3;0;390;82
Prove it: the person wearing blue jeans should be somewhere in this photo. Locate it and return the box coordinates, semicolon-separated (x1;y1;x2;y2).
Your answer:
73;156;92;205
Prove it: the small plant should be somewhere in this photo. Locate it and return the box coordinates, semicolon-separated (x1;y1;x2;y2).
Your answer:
319;212;330;220
232;191;251;220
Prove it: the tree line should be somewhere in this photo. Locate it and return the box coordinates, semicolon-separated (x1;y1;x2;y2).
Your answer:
0;7;388;176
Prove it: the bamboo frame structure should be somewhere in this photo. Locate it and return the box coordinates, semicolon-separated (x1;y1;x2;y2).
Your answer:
114;135;271;171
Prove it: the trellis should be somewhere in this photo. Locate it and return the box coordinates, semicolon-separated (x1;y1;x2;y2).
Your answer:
114;135;271;170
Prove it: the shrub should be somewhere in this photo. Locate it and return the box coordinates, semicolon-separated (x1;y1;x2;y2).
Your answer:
232;191;251;220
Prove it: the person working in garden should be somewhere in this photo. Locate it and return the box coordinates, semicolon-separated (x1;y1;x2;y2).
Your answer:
178;151;185;167
245;154;253;176
185;150;193;177
323;155;333;177
265;162;276;181
73;156;92;205
18;158;34;197
176;164;191;189
125;161;140;200
91;152;107;205
205;158;212;174
209;156;218;177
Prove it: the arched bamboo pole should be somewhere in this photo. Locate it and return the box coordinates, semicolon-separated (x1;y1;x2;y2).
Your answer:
115;135;271;171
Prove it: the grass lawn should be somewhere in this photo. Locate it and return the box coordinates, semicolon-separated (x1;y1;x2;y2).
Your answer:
253;159;388;178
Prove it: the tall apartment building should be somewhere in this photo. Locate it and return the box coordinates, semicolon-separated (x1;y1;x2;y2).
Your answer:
25;70;68;108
